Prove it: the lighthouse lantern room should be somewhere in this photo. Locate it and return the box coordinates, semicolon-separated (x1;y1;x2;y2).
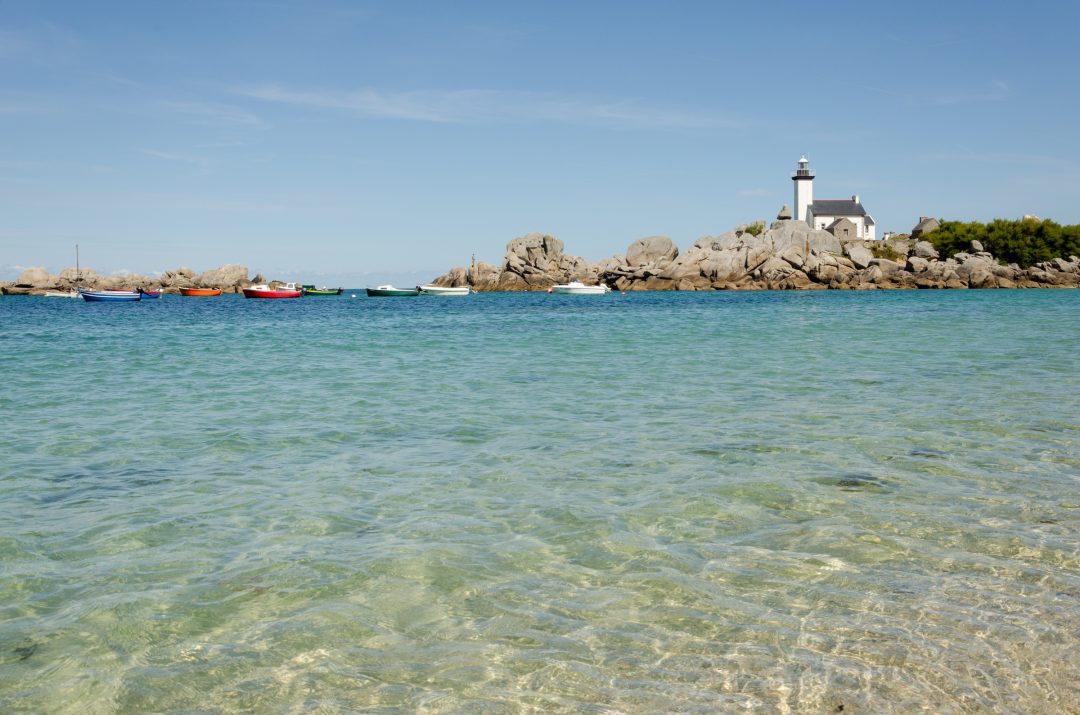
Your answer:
791;155;815;223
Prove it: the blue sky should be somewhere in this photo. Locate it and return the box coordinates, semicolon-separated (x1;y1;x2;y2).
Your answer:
2;0;1078;284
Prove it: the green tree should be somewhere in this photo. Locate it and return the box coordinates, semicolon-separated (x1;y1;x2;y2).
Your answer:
926;218;1080;267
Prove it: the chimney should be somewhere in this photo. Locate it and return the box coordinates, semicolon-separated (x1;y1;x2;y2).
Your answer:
852;194;860;204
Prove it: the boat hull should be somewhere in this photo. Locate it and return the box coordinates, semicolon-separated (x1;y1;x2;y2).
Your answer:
179;288;223;297
242;288;302;299
139;290;162;300
302;287;343;296
549;284;610;295
418;285;471;296
80;289;141;302
366;287;419;297
43;290;79;298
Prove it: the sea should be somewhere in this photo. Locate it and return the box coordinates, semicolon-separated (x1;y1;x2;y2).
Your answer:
1;289;1078;714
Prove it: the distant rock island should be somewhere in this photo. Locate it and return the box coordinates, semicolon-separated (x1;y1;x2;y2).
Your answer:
0;264;272;296
431;216;1080;291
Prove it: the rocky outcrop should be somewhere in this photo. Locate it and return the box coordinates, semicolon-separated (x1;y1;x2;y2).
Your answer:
912;241;939;260
598;220;844;291
159;267;197;288
626;235;678;266
197;264;250;290
430;232;600;291
59;267;100;284
911;216;940;238
2;263;259;295
15;267;53;288
428;224;1080;293
2;267;55;295
845;243;873;269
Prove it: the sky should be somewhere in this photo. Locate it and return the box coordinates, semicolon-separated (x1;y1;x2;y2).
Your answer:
2;0;1079;285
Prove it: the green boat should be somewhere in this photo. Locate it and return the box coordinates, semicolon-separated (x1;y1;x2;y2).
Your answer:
301;285;343;296
366;285;419;297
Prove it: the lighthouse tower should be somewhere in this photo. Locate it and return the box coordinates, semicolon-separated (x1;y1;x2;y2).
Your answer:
791;155;814;223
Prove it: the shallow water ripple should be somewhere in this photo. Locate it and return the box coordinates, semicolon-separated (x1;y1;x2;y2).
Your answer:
1;290;1078;713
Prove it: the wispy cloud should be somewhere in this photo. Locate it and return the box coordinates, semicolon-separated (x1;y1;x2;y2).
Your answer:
235;85;730;130
140;149;211;172
159;100;263;127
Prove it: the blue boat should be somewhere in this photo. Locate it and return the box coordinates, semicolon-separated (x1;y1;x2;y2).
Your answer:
139;289;162;300
79;288;142;302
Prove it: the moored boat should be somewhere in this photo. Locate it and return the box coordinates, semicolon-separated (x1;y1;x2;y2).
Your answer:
179;287;223;297
79;288;142;302
418;284;472;296
43;289;79;298
548;281;611;295
242;282;302;299
366;285;419;297
301;285;343;296
139;289;162;300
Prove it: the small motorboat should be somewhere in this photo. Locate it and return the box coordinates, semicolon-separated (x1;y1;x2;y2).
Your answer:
79;288;142;302
366;285;419;297
139;289;162;300
242;282;302;299
301;285;343;296
548;281;611;295
418;284;472;296
43;289;79;298
179;287;223;297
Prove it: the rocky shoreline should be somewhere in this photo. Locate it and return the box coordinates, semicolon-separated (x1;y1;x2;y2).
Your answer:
431;218;1080;291
0;264;271;296
8;219;1079;296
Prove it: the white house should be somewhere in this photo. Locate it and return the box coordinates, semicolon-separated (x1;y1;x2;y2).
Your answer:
791;156;877;240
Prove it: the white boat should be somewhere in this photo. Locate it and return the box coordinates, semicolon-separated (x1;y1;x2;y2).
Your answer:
548;281;611;295
418;284;472;296
43;290;79;298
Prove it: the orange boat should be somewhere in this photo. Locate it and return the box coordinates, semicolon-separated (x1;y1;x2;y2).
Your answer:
179;287;223;297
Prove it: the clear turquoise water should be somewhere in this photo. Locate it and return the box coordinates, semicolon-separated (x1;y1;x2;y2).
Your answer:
1;290;1078;713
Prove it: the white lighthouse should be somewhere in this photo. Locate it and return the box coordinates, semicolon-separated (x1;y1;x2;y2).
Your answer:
791;155;814;223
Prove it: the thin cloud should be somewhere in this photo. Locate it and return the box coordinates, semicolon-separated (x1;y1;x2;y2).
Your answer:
236;85;730;129
140;149;211;172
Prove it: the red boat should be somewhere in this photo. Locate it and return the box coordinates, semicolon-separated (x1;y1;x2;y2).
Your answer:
242;282;302;299
179;287;223;297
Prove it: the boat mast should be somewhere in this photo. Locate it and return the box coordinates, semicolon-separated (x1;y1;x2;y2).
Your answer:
75;243;80;286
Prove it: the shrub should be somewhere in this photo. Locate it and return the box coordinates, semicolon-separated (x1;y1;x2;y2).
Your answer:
927;219;1080;267
869;243;904;262
741;221;764;237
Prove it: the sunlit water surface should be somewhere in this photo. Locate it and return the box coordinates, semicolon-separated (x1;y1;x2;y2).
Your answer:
1;290;1078;713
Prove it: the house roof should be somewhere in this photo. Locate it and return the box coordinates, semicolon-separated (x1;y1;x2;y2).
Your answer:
826;217;856;229
810;199;866;217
